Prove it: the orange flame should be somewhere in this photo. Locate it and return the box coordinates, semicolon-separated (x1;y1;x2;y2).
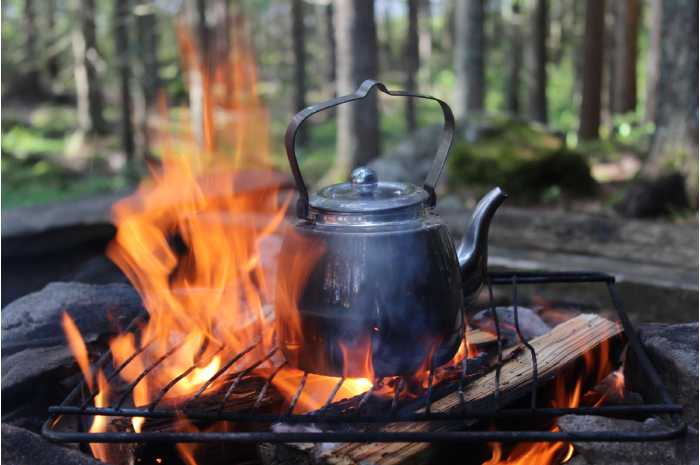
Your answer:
61;313;111;461
483;339;615;465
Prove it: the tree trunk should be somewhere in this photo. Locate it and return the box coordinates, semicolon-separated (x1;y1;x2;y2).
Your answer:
644;0;662;123
46;0;60;80
644;0;699;206
417;0;433;73
115;0;135;161
405;0;420;132
578;0;605;140
454;0;486;118
134;1;159;161
325;0;379;184
291;0;306;113
24;0;43;92
528;0;548;123
505;1;522;115
611;0;640;114
325;2;336;98
72;0;107;134
291;0;308;145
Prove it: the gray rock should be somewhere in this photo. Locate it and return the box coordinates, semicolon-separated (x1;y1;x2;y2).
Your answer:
471;306;551;344
624;323;698;429
2;282;144;355
2;423;103;465
557;415;683;465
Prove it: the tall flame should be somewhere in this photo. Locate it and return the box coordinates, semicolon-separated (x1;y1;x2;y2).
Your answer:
482;339;616;465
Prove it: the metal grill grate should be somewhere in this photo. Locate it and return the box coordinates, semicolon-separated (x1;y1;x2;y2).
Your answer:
42;272;686;444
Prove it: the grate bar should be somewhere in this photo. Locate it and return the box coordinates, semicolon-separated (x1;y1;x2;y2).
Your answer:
44;271;687;445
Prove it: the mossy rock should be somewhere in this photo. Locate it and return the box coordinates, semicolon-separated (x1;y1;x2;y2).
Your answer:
447;118;597;200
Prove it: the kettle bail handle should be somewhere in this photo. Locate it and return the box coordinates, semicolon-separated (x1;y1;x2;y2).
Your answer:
284;79;456;220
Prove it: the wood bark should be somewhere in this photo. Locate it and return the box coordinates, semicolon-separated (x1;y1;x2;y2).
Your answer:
505;1;523;115
23;0;42;91
405;0;420;132
611;0;640;114
528;0;548;123
261;314;622;465
115;0;135;161
325;0;379;183
454;0;486;118
644;0;662;123
643;0;699;205
325;2;336;97
291;0;308;145
72;0;107;134
46;0;60;80
578;0;605;140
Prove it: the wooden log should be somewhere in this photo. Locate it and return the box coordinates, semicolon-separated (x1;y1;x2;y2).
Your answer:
259;314;623;465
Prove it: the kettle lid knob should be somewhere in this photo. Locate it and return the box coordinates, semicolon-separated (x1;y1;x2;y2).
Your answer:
351;166;378;195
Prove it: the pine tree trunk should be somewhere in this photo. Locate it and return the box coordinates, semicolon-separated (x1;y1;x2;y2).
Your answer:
291;0;308;145
644;0;699;205
417;0;433;73
23;0;42;92
405;0;420;132
134;1;159;161
578;0;605;140
505;1;522;115
46;0;60;80
326;0;379;184
454;0;486;118
325;2;336;98
72;0;106;134
115;0;135;161
644;0;662;123
611;0;640;114
528;0;548;123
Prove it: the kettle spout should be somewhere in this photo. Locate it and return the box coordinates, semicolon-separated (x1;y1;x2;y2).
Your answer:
457;187;507;301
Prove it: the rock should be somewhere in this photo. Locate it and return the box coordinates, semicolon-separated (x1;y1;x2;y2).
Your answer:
2;282;144;355
557;415;682;465
1;423;103;465
624;323;698;429
1;282;145;430
470;306;551;344
616;172;690;218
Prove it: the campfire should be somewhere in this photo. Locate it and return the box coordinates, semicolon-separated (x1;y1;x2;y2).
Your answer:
46;21;683;465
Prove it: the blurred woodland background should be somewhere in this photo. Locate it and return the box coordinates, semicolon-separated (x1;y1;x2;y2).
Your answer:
1;0;698;219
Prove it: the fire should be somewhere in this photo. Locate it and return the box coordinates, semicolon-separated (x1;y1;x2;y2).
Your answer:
482;339;616;465
61;16;379;464
61;313;111;462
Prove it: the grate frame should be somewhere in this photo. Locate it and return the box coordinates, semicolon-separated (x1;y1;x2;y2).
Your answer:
42;271;687;444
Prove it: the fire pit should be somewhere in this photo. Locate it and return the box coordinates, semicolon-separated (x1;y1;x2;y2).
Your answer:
43;272;685;461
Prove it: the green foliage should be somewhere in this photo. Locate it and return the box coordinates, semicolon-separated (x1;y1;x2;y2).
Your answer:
447;118;597;201
1;126;66;159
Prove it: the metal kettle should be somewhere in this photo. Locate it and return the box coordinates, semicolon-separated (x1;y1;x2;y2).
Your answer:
275;80;506;377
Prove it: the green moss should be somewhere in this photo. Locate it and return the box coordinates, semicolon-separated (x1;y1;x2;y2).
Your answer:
447;118;597;200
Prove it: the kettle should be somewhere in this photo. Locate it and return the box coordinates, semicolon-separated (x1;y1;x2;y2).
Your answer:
275;80;506;377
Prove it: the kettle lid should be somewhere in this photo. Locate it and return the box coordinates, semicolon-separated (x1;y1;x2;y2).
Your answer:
309;167;429;215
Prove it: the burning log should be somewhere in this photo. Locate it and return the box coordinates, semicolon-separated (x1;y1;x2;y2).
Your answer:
260;313;623;465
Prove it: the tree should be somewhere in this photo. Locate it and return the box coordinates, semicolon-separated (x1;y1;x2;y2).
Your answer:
324;0;379;183
405;0;420;132
504;1;523;115
134;1;159;161
46;0;60;80
23;0;42;93
644;0;662;123
114;0;135;160
454;0;486;118
325;2;336;97
528;0;548;123
611;0;640;114
291;0;308;145
578;0;605;140
643;0;699;204
72;0;107;133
